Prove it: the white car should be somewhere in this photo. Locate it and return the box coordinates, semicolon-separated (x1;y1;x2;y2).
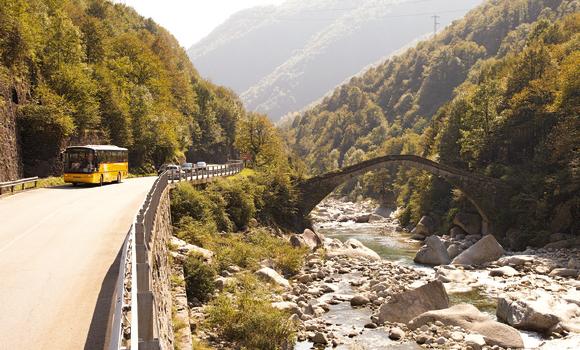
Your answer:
195;161;207;172
166;164;181;179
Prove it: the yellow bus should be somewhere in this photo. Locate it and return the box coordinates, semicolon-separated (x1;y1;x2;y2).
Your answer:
63;145;129;186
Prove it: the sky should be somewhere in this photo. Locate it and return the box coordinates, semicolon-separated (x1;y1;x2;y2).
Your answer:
116;0;285;49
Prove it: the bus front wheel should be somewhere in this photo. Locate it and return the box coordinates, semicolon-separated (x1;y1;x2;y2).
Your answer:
117;173;122;183
99;175;104;187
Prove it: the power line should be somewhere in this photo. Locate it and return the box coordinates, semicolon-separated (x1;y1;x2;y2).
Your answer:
240;8;471;22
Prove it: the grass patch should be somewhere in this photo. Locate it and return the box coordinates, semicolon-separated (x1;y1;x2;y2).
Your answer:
37;176;65;188
206;274;297;350
188;227;307;276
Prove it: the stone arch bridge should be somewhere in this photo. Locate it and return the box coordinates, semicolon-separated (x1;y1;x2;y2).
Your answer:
296;155;512;235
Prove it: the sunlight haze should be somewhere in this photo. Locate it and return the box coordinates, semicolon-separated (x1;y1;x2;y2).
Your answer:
116;0;285;48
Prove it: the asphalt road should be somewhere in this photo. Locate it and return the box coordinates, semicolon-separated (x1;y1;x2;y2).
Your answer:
0;177;156;350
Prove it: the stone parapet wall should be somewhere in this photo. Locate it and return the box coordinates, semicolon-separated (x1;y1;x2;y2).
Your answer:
150;187;174;349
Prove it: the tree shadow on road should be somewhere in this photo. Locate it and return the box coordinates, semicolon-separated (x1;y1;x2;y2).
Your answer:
84;246;122;350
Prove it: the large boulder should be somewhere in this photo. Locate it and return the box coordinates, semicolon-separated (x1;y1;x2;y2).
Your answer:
326;238;381;261
303;229;324;249
378;280;449;324
170;236;214;262
453;212;482;236
256;267;290;288
414;235;451;266
447;244;463;259
355;214;371;223
409;303;524;349
497;296;580;334
452;235;504;266
411;215;435;238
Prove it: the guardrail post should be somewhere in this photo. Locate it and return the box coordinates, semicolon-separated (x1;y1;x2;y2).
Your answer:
137;291;155;341
136;263;150;291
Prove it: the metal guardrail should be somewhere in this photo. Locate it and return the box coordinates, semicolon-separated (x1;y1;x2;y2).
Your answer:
0;176;39;195
109;161;243;350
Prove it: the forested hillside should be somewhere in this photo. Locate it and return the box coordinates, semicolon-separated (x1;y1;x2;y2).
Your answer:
189;0;482;121
0;0;245;180
286;0;579;246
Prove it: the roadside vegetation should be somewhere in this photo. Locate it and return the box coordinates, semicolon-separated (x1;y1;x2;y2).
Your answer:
170;122;306;348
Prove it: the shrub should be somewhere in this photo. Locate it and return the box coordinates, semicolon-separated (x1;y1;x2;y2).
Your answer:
171;182;212;223
175;216;215;247
206;274;296;350
208;229;306;276
183;254;216;303
209;176;256;229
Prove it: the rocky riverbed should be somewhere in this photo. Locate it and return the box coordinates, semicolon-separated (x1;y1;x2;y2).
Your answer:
286;198;580;349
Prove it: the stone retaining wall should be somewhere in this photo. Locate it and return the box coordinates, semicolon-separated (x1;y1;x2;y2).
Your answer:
150;187;174;349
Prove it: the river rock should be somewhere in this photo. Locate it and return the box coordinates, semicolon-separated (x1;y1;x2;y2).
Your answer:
368;213;384;223
388;327;405;340
489;266;518;277
496;255;535;267
378;280;449;324
170;236;214;262
453;212;481;236
326;238;381;261
497;296;580;334
434;266;476;284
411;215;435;238
304;229;324;249
350;295;370;307
447;244;462;259
549;268;579;278
214;276;235;291
290;235;308;249
271;301;301;316
465;334;486;350
311;332;328;345
452;235;504;266
355;214;371;223
414;235;451;266
256;267;290;288
409;303;524;349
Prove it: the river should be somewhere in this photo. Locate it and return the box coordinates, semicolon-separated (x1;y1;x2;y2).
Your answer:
294;215;546;349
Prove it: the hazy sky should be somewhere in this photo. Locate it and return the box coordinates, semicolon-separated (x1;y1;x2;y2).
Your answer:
116;0;285;48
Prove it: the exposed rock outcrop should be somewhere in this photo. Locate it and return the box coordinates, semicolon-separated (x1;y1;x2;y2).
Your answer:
378;280;449;324
409;303;524;349
256;267;290;288
452;235;504;265
414;235;451;266
497;296;580;335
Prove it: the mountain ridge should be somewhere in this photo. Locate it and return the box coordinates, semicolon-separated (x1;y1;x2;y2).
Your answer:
188;0;483;121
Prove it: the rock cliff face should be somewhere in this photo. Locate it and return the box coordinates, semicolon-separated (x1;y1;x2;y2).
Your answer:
0;71;23;181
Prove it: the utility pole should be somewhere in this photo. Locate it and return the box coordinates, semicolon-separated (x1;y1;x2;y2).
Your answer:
431;15;440;37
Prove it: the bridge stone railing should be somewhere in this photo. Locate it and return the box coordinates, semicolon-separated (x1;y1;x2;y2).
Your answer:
109;161;243;350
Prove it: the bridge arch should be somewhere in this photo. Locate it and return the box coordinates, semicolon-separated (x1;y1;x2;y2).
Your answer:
296;155;512;235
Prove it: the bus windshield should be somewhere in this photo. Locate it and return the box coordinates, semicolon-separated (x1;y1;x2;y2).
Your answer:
64;149;97;173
